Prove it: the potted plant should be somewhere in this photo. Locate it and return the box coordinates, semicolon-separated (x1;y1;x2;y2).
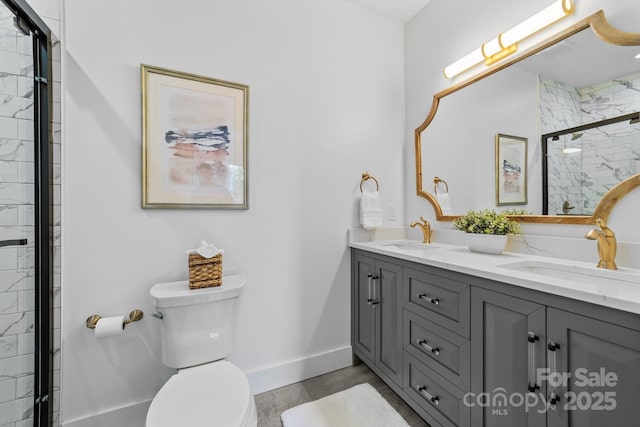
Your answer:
453;209;521;254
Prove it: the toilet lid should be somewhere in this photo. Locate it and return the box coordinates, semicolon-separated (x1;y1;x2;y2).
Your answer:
147;361;252;427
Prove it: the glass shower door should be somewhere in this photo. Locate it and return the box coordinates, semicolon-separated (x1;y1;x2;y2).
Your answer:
0;0;51;425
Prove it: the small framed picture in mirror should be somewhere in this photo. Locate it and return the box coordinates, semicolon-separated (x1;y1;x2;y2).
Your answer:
495;134;527;206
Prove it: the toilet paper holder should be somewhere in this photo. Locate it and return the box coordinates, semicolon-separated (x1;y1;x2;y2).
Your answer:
86;309;144;329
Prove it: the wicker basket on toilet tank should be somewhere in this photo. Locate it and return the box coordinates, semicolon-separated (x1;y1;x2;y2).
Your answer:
188;253;222;289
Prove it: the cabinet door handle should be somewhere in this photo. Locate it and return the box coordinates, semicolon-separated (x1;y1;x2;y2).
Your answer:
370;274;379;306
417;385;439;405
547;340;560;405
527;332;540;393
416;339;440;356
367;274;373;304
416;293;439;305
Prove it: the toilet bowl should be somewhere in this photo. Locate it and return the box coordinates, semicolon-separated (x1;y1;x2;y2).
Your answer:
146;361;256;427
146;276;256;427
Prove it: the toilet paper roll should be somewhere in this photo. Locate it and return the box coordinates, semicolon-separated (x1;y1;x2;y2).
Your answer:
94;315;126;338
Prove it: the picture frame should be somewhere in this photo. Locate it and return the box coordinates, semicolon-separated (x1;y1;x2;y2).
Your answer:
141;64;249;209
495;133;527;206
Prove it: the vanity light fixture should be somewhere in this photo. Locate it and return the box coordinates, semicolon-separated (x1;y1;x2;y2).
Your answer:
562;147;582;154
561;133;583;154
444;0;574;79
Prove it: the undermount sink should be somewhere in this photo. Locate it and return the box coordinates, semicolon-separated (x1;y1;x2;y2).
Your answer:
373;241;444;254
496;260;640;288
379;242;431;250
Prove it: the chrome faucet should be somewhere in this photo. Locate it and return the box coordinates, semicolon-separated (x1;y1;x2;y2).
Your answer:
410;217;432;244
585;218;618;270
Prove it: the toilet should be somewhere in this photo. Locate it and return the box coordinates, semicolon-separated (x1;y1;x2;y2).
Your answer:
146;275;257;427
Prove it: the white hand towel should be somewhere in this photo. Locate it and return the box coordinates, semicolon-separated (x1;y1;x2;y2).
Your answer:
436;193;452;214
360;191;383;230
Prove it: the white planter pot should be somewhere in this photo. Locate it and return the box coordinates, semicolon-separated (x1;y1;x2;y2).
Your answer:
465;233;508;254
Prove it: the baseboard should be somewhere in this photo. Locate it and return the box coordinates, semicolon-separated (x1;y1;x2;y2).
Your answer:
61;399;151;427
245;345;353;395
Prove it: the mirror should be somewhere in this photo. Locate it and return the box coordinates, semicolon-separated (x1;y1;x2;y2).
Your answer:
416;11;640;224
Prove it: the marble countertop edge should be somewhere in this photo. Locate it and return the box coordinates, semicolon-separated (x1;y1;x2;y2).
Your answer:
348;239;640;316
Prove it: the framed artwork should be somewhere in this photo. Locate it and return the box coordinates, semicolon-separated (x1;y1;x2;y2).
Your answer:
495;133;527;206
141;64;249;209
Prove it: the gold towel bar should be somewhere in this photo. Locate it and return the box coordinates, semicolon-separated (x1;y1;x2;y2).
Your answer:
86;309;144;329
360;172;379;193
434;177;449;195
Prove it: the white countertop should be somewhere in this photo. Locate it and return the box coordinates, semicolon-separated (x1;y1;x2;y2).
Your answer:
349;239;640;315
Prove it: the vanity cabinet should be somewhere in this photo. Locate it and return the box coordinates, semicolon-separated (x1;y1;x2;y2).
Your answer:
545;308;640;427
471;288;640;427
402;266;472;427
351;252;403;386
351;247;640;427
470;287;547;427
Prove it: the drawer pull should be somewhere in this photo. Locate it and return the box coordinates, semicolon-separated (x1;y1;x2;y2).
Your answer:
417;385;439;405
416;293;439;305
416;339;440;356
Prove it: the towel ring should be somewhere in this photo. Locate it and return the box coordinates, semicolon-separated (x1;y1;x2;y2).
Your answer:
434;177;449;195
360;172;379;193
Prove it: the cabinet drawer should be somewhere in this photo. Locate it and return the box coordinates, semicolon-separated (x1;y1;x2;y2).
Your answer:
404;310;470;391
404;353;470;427
404;267;470;338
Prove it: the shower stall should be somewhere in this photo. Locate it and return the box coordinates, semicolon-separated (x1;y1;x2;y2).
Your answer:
0;0;52;425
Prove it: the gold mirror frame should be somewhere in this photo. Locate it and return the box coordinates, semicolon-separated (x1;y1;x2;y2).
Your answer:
415;11;640;224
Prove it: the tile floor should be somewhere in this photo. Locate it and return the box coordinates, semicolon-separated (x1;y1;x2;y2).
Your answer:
254;363;430;426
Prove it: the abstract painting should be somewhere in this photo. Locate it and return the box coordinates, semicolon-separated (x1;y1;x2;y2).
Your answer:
495;133;527;206
141;65;249;209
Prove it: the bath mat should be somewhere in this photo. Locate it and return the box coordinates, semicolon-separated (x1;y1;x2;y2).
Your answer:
280;382;410;427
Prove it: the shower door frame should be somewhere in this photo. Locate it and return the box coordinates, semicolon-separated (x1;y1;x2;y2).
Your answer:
1;0;52;425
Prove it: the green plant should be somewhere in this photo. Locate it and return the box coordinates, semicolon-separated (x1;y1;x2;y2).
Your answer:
501;208;532;215
453;209;521;235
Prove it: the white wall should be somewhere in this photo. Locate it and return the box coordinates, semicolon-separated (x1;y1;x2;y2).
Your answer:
61;0;405;424
405;0;640;243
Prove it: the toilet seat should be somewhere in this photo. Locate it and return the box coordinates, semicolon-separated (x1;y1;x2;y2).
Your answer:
146;360;256;427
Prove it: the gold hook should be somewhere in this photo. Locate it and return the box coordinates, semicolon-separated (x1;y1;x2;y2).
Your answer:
360;172;380;193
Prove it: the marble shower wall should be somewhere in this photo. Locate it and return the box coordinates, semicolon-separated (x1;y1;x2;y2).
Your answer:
0;4;37;426
540;73;640;215
0;0;61;425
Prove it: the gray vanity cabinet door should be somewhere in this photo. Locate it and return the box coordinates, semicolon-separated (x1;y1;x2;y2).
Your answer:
546;308;640;427
351;253;403;386
375;259;403;386
471;287;547;427
352;252;376;363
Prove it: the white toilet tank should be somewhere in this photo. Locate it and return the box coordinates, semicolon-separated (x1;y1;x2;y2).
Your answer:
150;275;246;369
